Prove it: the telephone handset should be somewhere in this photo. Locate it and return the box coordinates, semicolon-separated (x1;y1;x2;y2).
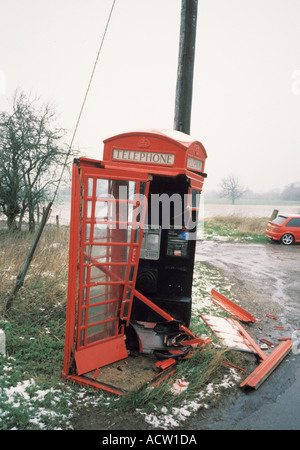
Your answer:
140;225;161;260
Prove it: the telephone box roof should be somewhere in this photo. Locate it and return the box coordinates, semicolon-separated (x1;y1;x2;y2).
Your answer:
104;129;207;156
101;129;207;183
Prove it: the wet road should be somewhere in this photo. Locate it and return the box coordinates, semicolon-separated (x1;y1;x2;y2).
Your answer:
192;240;300;430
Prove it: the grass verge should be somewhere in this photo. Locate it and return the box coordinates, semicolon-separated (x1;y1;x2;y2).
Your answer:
203;215;268;242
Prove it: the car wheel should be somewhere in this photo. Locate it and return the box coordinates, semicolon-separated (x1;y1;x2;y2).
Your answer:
281;233;294;245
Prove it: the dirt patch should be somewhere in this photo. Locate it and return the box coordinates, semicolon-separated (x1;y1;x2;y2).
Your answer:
83;353;160;394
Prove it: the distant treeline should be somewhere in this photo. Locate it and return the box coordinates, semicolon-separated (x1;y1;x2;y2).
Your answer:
206;181;300;202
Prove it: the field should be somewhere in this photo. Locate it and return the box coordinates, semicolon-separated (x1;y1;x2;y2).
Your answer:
40;197;300;226
0;213;290;429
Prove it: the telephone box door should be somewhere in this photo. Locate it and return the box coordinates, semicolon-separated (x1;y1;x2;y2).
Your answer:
66;163;150;375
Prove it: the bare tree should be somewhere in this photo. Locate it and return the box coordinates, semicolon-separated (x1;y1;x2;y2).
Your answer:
219;174;246;205
0;90;75;231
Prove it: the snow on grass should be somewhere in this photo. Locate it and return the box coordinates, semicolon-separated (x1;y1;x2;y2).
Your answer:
192;263;235;315
138;368;241;429
0;355;108;430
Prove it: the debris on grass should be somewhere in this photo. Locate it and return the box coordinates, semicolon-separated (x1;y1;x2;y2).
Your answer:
138;367;242;429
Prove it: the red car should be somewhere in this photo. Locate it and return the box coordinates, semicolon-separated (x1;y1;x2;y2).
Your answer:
266;214;300;245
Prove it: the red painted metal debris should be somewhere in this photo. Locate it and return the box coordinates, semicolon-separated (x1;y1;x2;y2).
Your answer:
156;359;177;371
259;338;274;347
153;369;176;388
209;289;256;323
266;314;277;319
134;289;210;345
275;326;286;330
222;361;246;372
233;320;267;360
201;314;267;361
93;368;100;380
240;340;292;390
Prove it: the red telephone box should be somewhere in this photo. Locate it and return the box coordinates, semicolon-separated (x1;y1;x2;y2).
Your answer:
62;130;208;394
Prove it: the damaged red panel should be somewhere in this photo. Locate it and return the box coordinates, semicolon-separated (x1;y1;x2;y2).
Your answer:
209;289;256;323
201;314;267;360
240;340;292;390
75;335;128;375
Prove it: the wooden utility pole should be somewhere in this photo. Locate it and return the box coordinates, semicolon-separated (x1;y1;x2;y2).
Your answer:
174;0;198;135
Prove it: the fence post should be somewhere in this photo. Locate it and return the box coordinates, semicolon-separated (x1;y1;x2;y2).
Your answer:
5;202;53;315
270;209;279;221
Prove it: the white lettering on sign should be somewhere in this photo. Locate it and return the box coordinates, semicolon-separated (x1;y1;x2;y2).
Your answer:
187;156;203;172
112;149;175;166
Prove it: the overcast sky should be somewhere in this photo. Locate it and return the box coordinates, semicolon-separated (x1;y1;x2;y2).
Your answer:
1;0;300;193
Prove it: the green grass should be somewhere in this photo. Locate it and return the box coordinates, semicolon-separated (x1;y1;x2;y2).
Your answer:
202;216;269;243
